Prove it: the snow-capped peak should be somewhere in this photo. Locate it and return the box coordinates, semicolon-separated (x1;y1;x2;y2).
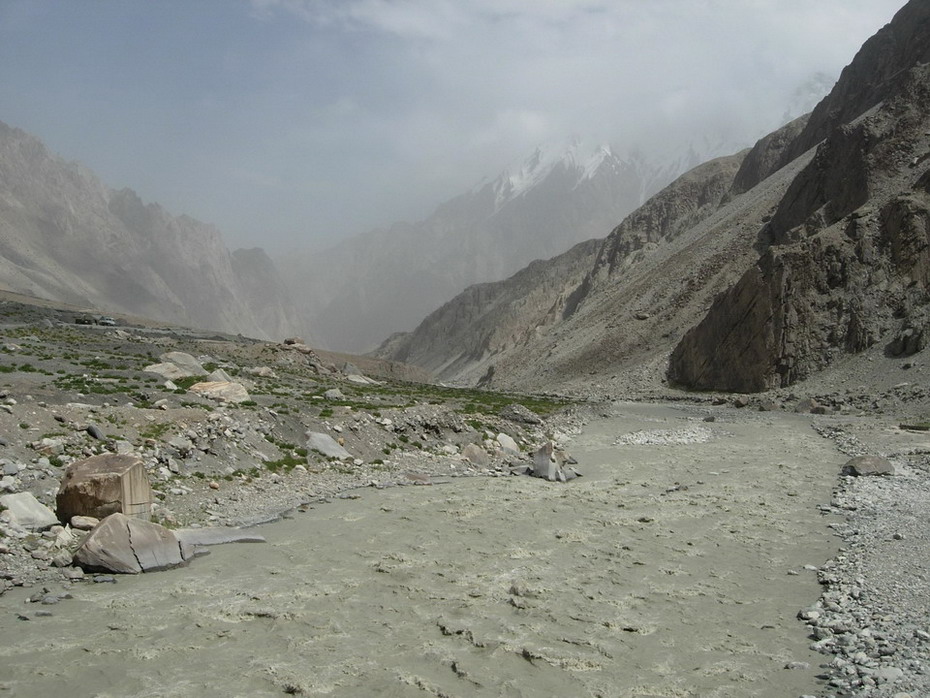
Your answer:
581;144;614;182
491;140;615;209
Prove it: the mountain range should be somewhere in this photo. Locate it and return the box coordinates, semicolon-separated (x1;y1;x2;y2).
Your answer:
278;141;713;353
0;0;923;406
377;0;930;398
0;121;298;339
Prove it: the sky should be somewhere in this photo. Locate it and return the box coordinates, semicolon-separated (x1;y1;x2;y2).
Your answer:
0;0;906;253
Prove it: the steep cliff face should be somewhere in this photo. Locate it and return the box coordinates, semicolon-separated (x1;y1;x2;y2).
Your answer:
584;153;747;290
777;0;930;168
0;121;299;339
669;50;930;391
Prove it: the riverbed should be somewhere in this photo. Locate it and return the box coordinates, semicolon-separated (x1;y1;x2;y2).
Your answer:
0;402;843;697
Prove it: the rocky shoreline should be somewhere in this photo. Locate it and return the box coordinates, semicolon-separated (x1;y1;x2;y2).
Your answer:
797;422;930;698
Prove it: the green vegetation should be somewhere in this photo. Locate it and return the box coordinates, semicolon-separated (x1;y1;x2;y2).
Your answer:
140;422;172;440
173;376;207;390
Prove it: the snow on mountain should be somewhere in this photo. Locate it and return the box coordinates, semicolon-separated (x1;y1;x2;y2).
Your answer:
281;137;749;353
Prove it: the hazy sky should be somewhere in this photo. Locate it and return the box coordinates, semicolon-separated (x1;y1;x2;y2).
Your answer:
0;0;905;252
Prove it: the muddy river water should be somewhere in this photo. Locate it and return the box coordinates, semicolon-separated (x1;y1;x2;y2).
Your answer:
0;403;843;697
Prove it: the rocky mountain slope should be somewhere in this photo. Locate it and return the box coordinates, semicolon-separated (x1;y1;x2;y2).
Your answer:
281;143;701;353
380;0;930;400
0;122;300;340
669;0;930;392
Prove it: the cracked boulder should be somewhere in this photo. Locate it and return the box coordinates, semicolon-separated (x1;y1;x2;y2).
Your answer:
73;513;188;574
56;453;154;523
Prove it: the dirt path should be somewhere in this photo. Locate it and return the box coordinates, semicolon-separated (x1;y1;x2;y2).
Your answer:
0;403;843;697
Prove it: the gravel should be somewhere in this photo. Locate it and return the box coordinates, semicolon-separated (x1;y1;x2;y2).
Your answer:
804;423;930;697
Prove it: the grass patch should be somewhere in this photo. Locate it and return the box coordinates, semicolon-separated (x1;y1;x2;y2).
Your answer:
140;422;172;440
173;376;207;390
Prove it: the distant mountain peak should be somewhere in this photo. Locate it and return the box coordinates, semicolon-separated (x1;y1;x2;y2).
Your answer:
491;140;618;209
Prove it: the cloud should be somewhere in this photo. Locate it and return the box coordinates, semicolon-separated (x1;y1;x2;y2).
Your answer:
0;0;906;252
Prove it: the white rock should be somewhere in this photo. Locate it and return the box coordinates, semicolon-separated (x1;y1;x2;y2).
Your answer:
306;432;351;460
188;381;251;404
0;492;59;531
496;433;520;454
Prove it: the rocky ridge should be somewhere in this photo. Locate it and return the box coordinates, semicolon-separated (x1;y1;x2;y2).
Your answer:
378;1;930;409
378;147;782;395
670;54;930;392
0;122;300;340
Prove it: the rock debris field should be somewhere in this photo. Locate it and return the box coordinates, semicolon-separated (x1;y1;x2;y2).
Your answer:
6;399;928;697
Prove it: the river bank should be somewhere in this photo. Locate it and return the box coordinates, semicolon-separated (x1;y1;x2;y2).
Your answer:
0;402;850;697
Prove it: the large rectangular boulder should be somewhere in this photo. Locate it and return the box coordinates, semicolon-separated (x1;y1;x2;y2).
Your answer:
56;453;153;523
532;442;560;481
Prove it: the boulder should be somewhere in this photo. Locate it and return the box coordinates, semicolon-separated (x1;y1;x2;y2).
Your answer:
161;351;207;375
345;374;369;384
206;368;235;383
143;351;206;380
56;453;153;522
73;513;187;574
323;388;345;401
533;442;560;481
496;433;520;455
306;432;351;460
188;381;251;403
0;492;59;531
70;515;100;531
794;398;822;414
532;442;580;482
500;403;543;425
461;443;490;467
842;455;896;477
